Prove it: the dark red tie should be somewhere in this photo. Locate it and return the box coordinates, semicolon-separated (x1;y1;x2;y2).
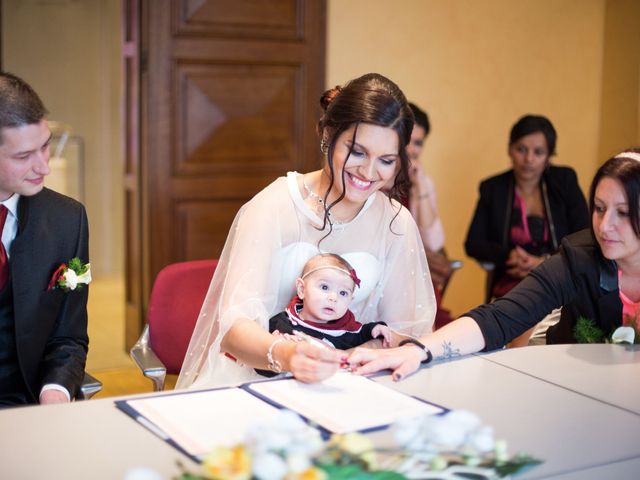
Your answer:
0;205;8;290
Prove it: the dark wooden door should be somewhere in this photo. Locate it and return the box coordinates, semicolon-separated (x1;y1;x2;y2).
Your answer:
125;0;326;347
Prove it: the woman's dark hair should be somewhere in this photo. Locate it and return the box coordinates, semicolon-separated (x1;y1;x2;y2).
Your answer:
589;148;640;237
317;73;414;227
409;102;430;136
509;114;557;157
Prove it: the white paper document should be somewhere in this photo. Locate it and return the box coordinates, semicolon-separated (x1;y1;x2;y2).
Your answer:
125;388;282;458
247;372;443;434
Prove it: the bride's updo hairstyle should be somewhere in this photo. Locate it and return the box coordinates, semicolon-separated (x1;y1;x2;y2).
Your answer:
317;73;414;211
589;148;640;237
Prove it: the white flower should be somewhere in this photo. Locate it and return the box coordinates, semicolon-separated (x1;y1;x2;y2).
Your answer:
421;410;482;451
612;326;635;344
466;425;495;453
286;453;312;473
252;452;288;480
494;440;509;463
63;269;78;290
76;264;92;286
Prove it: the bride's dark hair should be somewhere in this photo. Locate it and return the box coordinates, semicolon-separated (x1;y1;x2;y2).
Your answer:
316;73;414;231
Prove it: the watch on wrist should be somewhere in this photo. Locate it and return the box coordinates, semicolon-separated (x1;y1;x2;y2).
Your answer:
398;338;433;364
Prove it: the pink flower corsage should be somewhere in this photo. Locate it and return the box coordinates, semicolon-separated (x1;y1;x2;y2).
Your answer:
48;257;92;292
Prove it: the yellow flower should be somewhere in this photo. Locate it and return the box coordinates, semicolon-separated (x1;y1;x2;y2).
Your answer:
328;433;377;469
286;466;328;480
202;445;252;480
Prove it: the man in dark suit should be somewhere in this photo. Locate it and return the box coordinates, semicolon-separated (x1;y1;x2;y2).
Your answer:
0;72;89;406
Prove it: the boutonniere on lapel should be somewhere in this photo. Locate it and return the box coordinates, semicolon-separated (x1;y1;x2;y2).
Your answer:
47;257;92;292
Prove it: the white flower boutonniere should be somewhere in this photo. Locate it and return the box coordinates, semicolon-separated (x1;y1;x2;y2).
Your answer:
48;257;92;292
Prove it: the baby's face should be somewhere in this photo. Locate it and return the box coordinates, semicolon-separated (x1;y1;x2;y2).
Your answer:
299;269;355;323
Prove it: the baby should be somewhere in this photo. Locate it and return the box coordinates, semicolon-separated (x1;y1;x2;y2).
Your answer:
269;253;392;349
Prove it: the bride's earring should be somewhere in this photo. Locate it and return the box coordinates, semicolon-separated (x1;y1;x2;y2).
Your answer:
320;137;329;155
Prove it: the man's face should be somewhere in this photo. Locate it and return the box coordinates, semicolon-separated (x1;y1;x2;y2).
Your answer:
0;119;51;201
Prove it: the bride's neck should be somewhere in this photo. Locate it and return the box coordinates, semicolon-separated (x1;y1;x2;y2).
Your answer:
306;170;364;221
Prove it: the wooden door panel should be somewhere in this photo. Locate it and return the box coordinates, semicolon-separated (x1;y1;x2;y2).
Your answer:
175;199;247;260
176;64;300;174
177;0;301;39
125;0;325;346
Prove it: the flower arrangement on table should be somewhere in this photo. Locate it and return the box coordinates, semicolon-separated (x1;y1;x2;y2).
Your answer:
575;315;640;344
176;409;541;480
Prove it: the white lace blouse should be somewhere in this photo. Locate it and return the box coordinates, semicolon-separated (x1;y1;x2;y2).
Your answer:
176;172;436;389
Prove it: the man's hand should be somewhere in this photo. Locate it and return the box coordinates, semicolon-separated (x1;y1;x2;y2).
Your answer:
40;389;70;405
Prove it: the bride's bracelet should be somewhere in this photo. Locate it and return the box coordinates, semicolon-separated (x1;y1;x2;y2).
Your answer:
267;338;286;373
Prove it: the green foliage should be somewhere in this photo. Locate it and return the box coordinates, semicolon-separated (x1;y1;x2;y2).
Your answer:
318;464;406;480
494;454;544;477
573;316;605;343
68;257;89;275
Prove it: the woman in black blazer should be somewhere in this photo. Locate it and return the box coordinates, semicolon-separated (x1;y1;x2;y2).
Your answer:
465;115;589;345
348;150;640;381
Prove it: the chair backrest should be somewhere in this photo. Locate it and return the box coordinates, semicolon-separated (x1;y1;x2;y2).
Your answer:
148;259;218;374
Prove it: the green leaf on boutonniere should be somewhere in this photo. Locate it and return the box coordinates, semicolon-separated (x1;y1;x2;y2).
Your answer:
68;257;89;275
574;316;605;343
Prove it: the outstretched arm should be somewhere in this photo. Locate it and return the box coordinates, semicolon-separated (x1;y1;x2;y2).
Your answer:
348;317;485;381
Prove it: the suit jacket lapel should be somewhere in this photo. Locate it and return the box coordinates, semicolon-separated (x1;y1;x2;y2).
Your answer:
598;256;621;333
11;195;36;335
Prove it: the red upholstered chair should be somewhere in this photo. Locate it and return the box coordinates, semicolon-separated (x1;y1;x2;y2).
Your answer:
130;259;218;391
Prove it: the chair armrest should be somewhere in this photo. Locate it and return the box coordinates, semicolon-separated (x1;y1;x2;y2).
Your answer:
79;372;103;400
130;324;167;391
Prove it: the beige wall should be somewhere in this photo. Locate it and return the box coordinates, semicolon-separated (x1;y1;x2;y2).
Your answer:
328;0;639;315
2;0;123;277
597;0;640;161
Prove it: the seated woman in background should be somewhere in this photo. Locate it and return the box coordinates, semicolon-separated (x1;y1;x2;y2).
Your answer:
464;114;589;345
349;149;640;380
176;73;436;390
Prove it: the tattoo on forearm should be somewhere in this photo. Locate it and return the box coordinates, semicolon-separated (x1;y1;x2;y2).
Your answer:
436;341;461;361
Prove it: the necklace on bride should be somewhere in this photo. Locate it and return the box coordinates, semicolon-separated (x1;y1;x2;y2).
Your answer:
302;178;346;225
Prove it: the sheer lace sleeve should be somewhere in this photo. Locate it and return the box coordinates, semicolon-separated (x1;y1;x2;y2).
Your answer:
374;202;436;336
177;178;293;388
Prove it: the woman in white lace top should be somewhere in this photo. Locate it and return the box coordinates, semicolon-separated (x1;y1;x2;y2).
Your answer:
176;73;436;389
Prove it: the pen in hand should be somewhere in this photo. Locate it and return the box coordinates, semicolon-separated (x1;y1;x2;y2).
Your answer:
291;330;351;371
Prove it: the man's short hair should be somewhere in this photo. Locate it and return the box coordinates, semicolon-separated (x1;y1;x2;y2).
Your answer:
0;72;48;144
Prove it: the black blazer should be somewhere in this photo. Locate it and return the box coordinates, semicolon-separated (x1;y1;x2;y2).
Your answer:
466;229;621;349
464;166;590;291
10;188;89;402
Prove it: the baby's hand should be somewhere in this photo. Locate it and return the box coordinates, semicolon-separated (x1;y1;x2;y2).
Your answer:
372;324;393;348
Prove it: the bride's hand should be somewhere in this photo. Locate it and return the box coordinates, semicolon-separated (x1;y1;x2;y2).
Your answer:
288;341;343;383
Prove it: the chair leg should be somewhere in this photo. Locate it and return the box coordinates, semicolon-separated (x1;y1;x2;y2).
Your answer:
144;371;167;392
80;372;103;400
